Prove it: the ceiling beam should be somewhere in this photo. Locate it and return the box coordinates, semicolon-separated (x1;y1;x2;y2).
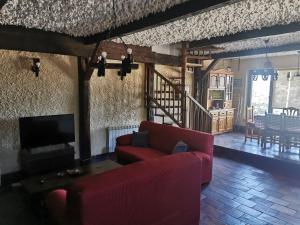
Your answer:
0;0;7;9
83;0;237;44
211;43;300;59
0;25;94;57
189;22;300;48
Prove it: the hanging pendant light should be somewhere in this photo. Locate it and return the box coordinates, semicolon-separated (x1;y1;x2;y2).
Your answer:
249;39;278;81
97;51;107;77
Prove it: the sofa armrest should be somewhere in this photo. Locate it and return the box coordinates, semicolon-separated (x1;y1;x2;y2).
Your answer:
189;134;214;157
116;134;133;146
46;189;67;225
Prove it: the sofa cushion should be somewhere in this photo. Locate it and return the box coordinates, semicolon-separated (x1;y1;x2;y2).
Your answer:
172;141;188;154
116;146;166;163
132;131;149;147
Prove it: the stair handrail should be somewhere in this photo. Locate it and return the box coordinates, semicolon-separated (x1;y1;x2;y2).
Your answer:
186;94;212;118
151;68;183;94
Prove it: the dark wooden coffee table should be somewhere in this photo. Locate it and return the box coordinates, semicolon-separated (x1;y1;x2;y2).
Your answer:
21;160;121;217
21;160;122;195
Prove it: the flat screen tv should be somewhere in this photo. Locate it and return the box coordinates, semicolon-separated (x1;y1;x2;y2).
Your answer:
19;114;75;149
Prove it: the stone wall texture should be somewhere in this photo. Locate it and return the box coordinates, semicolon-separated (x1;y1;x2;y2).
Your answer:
0;52;146;174
0;50;78;174
90;61;146;156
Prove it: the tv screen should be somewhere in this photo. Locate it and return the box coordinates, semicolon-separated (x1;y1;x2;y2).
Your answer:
19;114;75;149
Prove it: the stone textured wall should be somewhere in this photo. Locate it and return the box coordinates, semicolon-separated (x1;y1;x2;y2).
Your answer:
90;61;146;156
0;52;147;174
0;50;78;174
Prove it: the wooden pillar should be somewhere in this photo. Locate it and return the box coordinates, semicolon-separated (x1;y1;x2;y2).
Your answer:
78;57;91;162
145;63;154;121
181;42;187;127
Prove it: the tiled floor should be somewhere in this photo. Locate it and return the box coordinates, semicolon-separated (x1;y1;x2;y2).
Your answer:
1;156;300;225
214;132;300;165
201;157;300;225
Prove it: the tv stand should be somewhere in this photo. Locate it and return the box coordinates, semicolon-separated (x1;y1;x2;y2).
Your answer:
21;144;75;176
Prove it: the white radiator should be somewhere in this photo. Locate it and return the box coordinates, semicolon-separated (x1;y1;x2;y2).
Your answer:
106;125;139;152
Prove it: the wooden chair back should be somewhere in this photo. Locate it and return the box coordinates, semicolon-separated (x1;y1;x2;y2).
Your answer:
283;107;299;116
264;113;283;131
246;106;254;123
284;115;300;133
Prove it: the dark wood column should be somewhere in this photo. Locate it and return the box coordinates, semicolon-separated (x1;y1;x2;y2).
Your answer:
145;63;155;121
78;57;91;162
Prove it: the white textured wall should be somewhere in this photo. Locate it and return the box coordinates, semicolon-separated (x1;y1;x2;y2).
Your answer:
0;50;79;174
90;61;146;156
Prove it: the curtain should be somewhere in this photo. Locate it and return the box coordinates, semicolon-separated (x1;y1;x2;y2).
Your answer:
272;70;300;109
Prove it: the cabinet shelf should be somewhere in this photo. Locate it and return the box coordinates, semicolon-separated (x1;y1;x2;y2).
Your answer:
206;69;235;134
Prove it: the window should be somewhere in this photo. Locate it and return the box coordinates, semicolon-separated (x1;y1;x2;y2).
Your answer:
250;76;271;115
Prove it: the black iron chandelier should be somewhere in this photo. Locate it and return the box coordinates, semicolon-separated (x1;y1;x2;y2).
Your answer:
249;39;278;81
96;0;134;80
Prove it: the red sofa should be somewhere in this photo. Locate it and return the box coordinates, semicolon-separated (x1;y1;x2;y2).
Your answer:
46;153;202;225
116;121;214;184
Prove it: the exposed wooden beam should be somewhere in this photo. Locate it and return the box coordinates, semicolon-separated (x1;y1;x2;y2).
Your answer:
98;42;181;66
0;25;93;57
153;53;181;67
0;0;7;9
98;41;153;63
78;57;91;162
189;22;300;48
211;43;300;59
84;0;238;44
198;59;220;81
91;63;139;69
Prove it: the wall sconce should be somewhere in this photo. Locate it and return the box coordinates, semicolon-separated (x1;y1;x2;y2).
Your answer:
32;58;40;77
119;48;133;80
97;51;107;77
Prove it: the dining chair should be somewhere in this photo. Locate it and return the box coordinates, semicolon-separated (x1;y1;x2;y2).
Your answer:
261;113;284;151
283;107;299;116
283;115;300;154
244;106;261;144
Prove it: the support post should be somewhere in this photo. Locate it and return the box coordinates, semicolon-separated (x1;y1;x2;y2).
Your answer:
78;57;91;162
145;63;154;121
181;42;187;127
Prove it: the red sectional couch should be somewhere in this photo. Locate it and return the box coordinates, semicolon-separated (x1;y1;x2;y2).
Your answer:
116;121;214;184
46;153;202;225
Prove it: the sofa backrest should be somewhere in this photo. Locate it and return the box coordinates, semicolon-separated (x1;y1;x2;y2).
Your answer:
66;153;201;225
139;121;214;155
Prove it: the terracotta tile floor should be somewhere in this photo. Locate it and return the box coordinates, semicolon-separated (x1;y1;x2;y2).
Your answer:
201;157;300;225
1;156;300;225
214;132;300;165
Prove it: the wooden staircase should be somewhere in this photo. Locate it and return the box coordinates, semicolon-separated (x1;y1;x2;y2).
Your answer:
145;66;212;133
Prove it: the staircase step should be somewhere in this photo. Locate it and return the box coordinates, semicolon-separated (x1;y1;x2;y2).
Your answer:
155;114;165;117
155;113;181;116
168;76;182;80
154;90;181;94
151;106;182;109
186;62;203;67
